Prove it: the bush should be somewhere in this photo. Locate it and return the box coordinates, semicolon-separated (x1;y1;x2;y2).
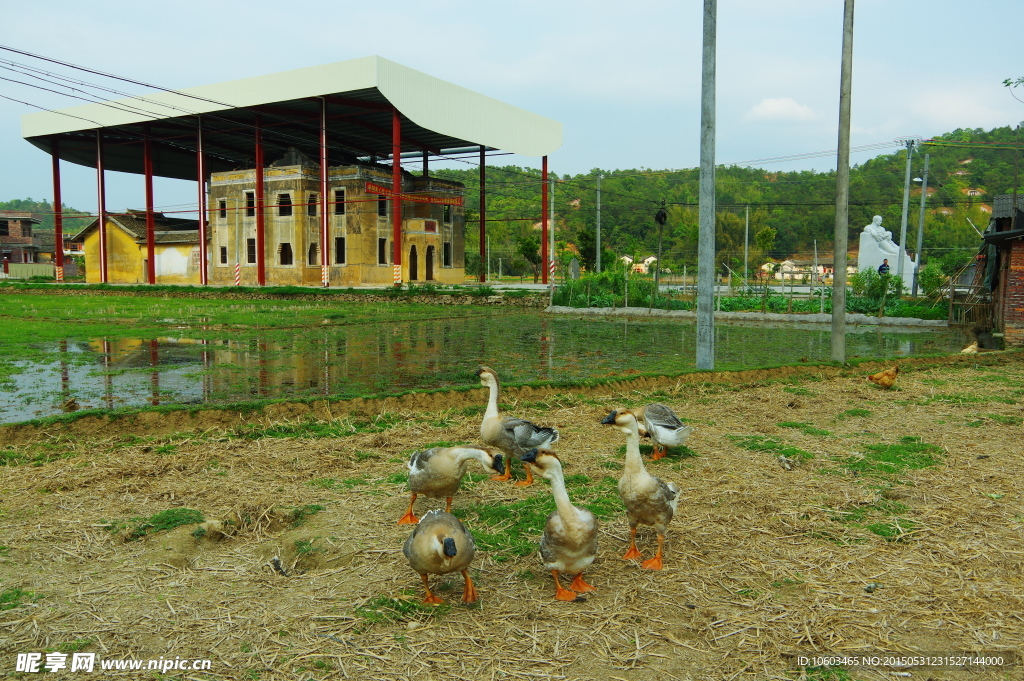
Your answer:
917;263;946;297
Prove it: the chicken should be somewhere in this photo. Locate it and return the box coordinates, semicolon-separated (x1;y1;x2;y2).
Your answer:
867;365;899;389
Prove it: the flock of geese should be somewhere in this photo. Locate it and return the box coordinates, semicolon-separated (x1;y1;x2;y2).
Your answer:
401;366;694;604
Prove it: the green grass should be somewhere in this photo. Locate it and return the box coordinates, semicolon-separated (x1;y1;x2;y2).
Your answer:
354;594;451;626
1;587;42;610
777;421;832;436
122;508;205;541
289;504;324;527
728;435;814;461
782;386;814;396
837;408;872;419
841;436;943;477
294;539;323;556
455;474;620;561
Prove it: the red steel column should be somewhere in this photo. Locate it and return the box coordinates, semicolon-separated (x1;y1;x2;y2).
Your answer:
255;115;266;286
143;129;156;284
50;137;64;282
391;108;402;286
320;98;329;287
96;130;108;283
479;146;486;283
196;117;208;285
541;155;548;285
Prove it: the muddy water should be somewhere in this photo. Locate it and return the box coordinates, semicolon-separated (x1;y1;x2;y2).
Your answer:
1;313;965;423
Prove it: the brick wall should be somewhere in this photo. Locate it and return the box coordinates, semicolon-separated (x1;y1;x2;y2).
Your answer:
1004;239;1024;346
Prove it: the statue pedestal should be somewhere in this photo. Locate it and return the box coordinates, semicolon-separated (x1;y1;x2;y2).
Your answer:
858;231;915;290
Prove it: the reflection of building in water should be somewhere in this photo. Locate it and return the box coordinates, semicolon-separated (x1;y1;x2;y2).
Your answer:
202;319;478;397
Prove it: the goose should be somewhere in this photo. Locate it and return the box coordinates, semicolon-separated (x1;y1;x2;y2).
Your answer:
633;403;694;460
402;510;478;605
476;366;559;486
398;446;505;525
522;447;598;601
601;408;680;570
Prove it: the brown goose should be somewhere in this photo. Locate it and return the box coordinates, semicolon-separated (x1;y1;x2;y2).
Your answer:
476;366;559;486
397;446;504;524
523;447;598;601
402;510;478;605
601;408;680;570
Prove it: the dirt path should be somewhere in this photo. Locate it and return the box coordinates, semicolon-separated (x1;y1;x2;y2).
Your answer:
2;353;1022;680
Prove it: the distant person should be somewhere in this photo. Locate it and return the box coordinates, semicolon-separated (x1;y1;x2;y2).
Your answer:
878;259;890;276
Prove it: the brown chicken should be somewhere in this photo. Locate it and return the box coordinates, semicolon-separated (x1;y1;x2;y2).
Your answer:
868;365;899;389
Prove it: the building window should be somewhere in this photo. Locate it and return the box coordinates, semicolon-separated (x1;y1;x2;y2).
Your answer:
443;242;452;267
334;189;346;215
335;236;346;264
378;238;388;264
443;204;452;223
307;193;318;217
218;199;227;219
246;238;256;264
377;194;388;217
220;246;228;264
424;220;438;233
245;191;255;217
279;242;293;265
278;194;292;217
308;243;318;266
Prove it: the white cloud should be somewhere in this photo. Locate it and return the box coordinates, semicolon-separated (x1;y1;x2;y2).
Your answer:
744;97;819;122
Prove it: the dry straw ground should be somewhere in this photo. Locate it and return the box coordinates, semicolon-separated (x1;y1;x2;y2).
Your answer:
2;353;1023;681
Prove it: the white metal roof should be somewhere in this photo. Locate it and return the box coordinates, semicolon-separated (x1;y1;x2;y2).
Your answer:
22;56;562;176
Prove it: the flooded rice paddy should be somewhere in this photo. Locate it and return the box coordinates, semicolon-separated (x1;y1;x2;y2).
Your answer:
2;312;965;424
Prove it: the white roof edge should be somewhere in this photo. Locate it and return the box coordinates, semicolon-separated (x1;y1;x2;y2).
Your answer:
21;56;562;157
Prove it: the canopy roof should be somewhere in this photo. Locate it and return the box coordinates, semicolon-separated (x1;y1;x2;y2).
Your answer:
21;56;562;181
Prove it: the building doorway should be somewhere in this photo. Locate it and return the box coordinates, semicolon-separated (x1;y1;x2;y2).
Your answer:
425;245;435;280
409;245;418;281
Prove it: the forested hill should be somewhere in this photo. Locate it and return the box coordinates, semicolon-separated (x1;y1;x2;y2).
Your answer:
430;126;1021;274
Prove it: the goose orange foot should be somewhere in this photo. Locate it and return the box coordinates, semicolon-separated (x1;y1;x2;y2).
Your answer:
513;462;535;487
569;573;596;593
552;571;581;601
461;569;478;603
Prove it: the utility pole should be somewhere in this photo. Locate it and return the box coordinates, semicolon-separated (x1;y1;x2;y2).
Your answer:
596;174;603;273
897;138;916;283
831;0;854;362
743;205;749;288
696;0;717;371
549;176;556;304
912;153;929;296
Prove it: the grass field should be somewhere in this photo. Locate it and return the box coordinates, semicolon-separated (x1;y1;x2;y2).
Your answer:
1;352;1021;680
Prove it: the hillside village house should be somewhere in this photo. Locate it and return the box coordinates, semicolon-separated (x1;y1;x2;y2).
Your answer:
0;212;42;263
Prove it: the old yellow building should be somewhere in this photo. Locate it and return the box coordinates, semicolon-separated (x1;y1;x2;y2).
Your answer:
75;211;200;285
207;153;466;287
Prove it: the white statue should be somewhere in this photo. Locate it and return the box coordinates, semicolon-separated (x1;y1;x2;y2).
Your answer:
858;215;915;289
864;215;900;255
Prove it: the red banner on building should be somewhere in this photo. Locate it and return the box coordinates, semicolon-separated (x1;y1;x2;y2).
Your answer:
365;182;464;206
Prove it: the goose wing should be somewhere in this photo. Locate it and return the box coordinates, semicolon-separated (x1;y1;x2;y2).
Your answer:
502;417;559;454
643;404;693;447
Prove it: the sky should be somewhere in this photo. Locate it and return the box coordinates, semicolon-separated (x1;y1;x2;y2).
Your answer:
0;0;1021;216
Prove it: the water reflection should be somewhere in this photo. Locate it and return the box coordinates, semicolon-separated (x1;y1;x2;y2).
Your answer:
1;314;965;423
